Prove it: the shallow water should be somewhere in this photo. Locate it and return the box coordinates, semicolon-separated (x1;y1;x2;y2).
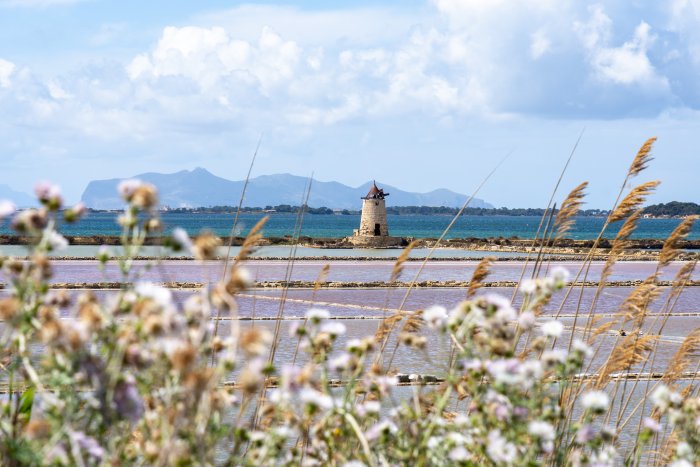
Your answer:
19;259;697;285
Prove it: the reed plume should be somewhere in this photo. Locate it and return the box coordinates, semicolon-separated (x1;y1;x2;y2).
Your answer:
663;327;700;384
659;215;698;267
313;264;331;292
627;137;656;178
234;216;269;264
600;210;642;283
620;274;660;328
390;240;418;283
467;256;495;298
594;334;657;388
608;181;660;223
553;181;588;239
374;314;403;342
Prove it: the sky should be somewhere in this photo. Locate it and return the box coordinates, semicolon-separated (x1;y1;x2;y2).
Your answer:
0;0;699;208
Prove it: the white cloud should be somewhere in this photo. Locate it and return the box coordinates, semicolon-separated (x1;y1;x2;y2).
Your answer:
576;6;667;87
0;58;15;88
530;29;552;59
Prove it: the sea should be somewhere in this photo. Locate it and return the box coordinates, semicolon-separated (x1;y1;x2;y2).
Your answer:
1;212;698;240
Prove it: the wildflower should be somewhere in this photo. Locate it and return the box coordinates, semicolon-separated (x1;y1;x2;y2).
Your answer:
306;308;330;323
651;384;682;411
131;183;158;209
135;282;172;307
329;353;352;372
0;199;16;219
541;349;567;368
192;231;221;260
71;431;105;460
529;420;555;441
227;267;253;292
300;388;334;411
11;208;48;232
571;339;593;358
518;310;536;330
320;321;346;337
642;417;662;433
575;425;595;444
448;446;469;461
581;390;610;413
63;202;87;223
365;420;398;442
520;279;538;294
343;462;367;467
0;297;20;321
676;442;693;459
486;430;517;464
47;231;69;251
113;375;144;422
118;179;143;201
97;245;112;263
541;320;564;338
240;327;272;356
35;181;62;209
422;305;448;330
239;358;265;395
669;461;693;467
589;444;617;466
24;420;51;440
550;266;570;286
171;227;193;252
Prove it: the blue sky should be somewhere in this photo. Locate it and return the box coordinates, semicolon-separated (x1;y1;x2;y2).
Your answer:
0;0;698;208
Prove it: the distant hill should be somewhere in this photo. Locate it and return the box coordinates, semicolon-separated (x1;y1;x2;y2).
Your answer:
0;184;35;207
643;202;700;217
81;168;493;210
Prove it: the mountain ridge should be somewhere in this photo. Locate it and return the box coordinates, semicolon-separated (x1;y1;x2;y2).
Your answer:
80;168;493;210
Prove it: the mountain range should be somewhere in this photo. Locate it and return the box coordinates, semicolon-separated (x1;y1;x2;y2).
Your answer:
0;184;36;207
80;168;492;210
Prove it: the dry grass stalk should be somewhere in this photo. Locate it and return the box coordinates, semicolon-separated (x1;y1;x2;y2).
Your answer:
601;210;642;282
313;264;331;292
590;320;617;340
467;256;495;298
659;215;698;267
554;181;588;239
668;261;697;304
235;216;269;264
608;181;660;223
594;334;657;388
374;314;402;342
620;274;660;328
627;137;656;178
663;327;700;384
401;311;424;334
390;240;418;283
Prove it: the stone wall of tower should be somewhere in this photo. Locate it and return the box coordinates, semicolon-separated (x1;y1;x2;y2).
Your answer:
357;198;389;237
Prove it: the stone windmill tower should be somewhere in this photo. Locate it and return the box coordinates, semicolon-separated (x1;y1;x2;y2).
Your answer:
350;181;403;247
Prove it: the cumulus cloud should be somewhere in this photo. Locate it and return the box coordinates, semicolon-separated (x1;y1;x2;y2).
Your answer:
0;58;15;88
575;6;667;87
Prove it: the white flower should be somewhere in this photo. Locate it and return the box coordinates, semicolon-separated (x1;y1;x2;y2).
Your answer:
135;282;173;307
572;339;593;357
541;320;564;338
329;353;352;372
0;200;16;219
172;227;193;251
581;390;610;413
486;430;517;464
343;462;367;467
528;420;555;441
365;420;397;442
676;441;693;459
669;461;693;467
346;338;363;351
359;400;381;415
518;311;536;330
550;266;570;284
448;446;469;461
299;388;333;410
542;349;567;367
320;321;346;336
35;181;61;201
306;308;330;322
651;384;681;411
423;305;448;330
117;178;143;200
47;231;69;251
427;436;442;450
520;279;538;294
642;417;662;433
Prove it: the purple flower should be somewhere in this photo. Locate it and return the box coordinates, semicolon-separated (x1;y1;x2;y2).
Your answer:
113;376;144;422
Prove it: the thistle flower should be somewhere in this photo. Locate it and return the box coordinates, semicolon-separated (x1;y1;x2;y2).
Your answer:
581;390;610;413
518;311;536;330
63;202;87;223
47;231;69;251
486;430;517;464
422;305;448;330
306;308;330;323
11;208;48;232
541;320;564;338
97;245;112;263
118;178;143;201
240;327;272;356
320;321;346;337
135;282;172;307
192;231;222;260
642;417;661;433
171;227;193;252
35;181;62;210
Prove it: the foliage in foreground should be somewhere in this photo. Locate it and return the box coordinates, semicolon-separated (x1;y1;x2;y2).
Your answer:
0;138;699;466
